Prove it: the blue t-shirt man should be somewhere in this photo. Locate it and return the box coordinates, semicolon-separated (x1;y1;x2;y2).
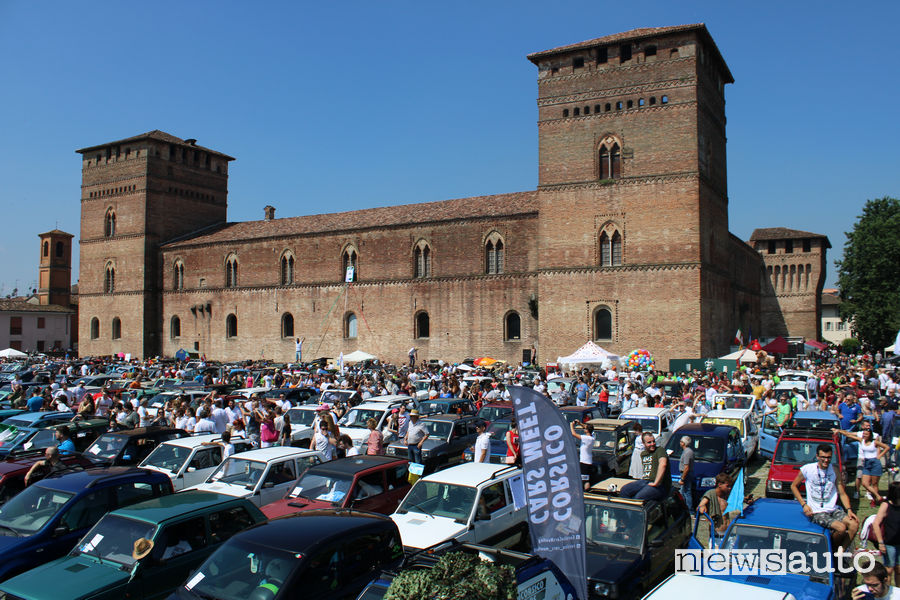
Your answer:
838;400;861;430
26;393;43;412
575;381;589;405
57;438;76;456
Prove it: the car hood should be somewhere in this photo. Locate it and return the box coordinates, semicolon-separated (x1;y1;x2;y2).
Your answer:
390;513;467;550
0;555;126;599
769;463;803;481
139;464;178;479
704;574;830;600
186;481;251;497
585;545;644;583
342;427;371;443
0;531;27;555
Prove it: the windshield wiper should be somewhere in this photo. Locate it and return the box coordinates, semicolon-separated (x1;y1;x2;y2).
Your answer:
0;524;20;537
401;503;435;518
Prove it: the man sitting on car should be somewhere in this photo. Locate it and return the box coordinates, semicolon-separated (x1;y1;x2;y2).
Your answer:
791;443;859;551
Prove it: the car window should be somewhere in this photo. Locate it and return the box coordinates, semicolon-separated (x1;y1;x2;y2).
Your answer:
478;482;508;517
191;447;222;470
209;505;256;544
342;533;389;582
354;472;385;500
647;505;666;541
297;543;343;597
61;489;109;531
762;414;780;435
158;516;207;560
385;465;409;490
114;481;157;506
663;494;685;528
264;460;296;486
296;455;321;475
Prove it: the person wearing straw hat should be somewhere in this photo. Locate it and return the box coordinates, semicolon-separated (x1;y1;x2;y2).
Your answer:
131;538;154;562
404;410;429;465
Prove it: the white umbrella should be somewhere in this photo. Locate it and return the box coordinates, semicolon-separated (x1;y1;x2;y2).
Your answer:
0;348;27;358
342;350;376;364
719;349;757;363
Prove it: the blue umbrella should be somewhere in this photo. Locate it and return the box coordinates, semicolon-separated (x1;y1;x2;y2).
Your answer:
725;469;745;516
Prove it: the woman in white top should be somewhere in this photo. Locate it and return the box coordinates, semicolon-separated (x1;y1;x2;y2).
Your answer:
628;423;645;479
836;427;890;504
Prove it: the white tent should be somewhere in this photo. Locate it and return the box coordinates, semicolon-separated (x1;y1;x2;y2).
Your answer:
342;350;377;364
0;348;27;358
455;363;475;372
720;348;758;363
886;344;896;354
557;341;620;367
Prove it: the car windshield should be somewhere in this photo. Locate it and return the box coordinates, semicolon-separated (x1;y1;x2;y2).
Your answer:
702;417;744;436
289;471;354;504
477;406;511;423
2;418;34;428
666;434;725;462
0;425;28;450
74;514;157;567
0;484;74;535
415;381;431;392
774;441;837;466
421;420;453;440
340;408;384;429
320;391;351;405
585;501;645;549
717;396;754;410
209;457;267;489
547;381;569;393
286;409;317;427
486;421;512;439
561;411;586;424
724;524;829;576
592;430;621;451
142;443;191;474
183;539;300;600
396;480;476;523
624;416;660;434
86;434;128;459
792;418;837;430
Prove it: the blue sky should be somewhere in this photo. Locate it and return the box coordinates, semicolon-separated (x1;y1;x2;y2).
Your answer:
1;1;897;295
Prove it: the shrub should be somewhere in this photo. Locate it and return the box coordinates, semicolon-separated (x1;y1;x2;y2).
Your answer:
384;551;517;600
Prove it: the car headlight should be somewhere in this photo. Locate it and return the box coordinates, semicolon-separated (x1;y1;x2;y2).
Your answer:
386;446;396;456
421;449;431;458
463;452;473;462
592;581;617;598
700;477;716;488
768;480;782;490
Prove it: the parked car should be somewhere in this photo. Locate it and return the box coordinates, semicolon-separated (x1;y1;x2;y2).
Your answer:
284;405;320;447
759;409;840;459
264;386;320;406
0;452;95;504
319;388;365;407
139;434;255;491
559;405;604;425
0;467;173;581
584;418;635;477
0;491;266;600
765;428;844;499
700;408;759;460
711;393;758;415
417;398;477;416
188;447;324;507
1;410;74;430
461;417;514;464
385;414;479;472
642;573;802;599
262;455;410;518
391;463;527;550
584;478;692;599
475;401;513;425
166;509;404;600
0;418;107;459
84;427;190;467
339;399;414;449
619;407;675;448
666;423;748;497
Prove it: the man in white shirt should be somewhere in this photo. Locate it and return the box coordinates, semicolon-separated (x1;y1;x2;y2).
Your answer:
570;420;595;490
194;409;217;434
791;443;858;550
472;421;490;463
211;397;230;434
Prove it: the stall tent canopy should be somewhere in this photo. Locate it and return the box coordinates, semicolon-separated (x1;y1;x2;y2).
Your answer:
0;348;27;358
719;349;758;363
342;350;377;363
762;336;789;354
557;341;620;366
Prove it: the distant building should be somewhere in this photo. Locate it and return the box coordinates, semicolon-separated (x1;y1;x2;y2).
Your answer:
821;288;851;345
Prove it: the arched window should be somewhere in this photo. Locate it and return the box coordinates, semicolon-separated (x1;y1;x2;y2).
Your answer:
104;263;115;293
599;141;621;180
484;232;504;275
281;313;294;338
104;209;116;237
342;247;358;282
414;241;432;278
344;312;358;339
415;311;430;339
505;312;521;341
173;260;185;290
111;317;122;340
281;253;294;285
42;241;49;257
55;241;64;257
90;318;99;340
594;307;613;341
773;266;781;291
598;226;623;266
225;255;238;288
789;265;796;292
805;264;811;291
170;315;181;339
226;314;238;338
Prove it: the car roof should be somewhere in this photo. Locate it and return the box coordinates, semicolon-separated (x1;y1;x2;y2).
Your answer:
702;409;752;419
672;423;736;437
793;410;837;419
225;446;319;461
587;418;631;429
423;414;470;423
303;455;407;478
93;427;185;439
156;434;244;449
111;490;244;524
363;394;412;403
734;498;826;535
559;406;594;412
37;466;169;493
5;411;71;424
421;463;518;486
237;510;396;553
620;407;669;417
353;402;395;411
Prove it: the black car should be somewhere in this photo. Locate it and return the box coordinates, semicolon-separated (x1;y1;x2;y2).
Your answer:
167;509;404;600
264;387;320;406
83;426;189;466
584;418;634;477
583;482;692;599
385;414;479;473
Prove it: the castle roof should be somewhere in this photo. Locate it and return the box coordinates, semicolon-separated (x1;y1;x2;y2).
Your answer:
76;130;235;161
162;191;538;249
749;228;832;248
38;229;73;238
821;292;841;306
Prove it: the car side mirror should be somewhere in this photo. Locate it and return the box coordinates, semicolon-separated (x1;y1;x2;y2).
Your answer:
649;538;664;548
53;525;69;537
262;481;274;489
187;466;197;473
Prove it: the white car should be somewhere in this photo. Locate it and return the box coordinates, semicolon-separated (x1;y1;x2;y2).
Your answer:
700;408;759;459
619;407;675;447
138;434;254;490
186;446;324;506
391;463;527;550
773;382;811;409
339;398;415;447
643;574;797;599
285;405;320;446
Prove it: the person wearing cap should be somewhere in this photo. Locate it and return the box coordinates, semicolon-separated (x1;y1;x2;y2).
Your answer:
472;420;490;463
405;410;429;465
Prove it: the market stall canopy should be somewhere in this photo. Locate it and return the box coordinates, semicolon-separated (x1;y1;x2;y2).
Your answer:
762;336;789;354
0;348;27;358
719;349;758;363
342;350;376;364
804;340;827;351
557;341;620;366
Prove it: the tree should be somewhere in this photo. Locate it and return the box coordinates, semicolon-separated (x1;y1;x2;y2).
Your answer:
835;197;900;350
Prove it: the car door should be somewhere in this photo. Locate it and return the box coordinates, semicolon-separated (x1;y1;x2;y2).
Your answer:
615;428;633;474
352;470;388;513
759;413;781;458
183;446;223;489
257;459;297;506
137;515;210;600
644;503;670;588
743;415;758;458
472;480;519;547
39;488;113;566
382;463;411;511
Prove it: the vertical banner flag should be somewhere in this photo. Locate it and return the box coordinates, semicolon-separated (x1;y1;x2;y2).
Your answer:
510;385;588;600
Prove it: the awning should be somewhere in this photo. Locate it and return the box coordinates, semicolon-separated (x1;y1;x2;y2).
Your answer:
342;350;376;364
804;340;828;351
557;341;620;366
763;336;789;354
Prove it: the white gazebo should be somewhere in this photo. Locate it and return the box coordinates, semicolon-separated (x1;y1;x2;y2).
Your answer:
719;348;758;363
342;350;377;364
0;348;27;358
557;341;620;368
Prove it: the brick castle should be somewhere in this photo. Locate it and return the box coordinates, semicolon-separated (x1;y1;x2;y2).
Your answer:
74;24;828;367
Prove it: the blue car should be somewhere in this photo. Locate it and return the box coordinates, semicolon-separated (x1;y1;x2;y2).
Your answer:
1;411;74;429
462;418;513;464
666;424;747;501
759;410;838;459
690;498;840;599
0;467;173;581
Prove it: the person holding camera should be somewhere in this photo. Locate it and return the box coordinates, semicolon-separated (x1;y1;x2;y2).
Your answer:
570;420;595;491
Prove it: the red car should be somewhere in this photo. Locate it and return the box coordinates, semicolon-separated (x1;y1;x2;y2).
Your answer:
262;455;410;519
0;451;95;503
476;401;513;426
765;428;845;499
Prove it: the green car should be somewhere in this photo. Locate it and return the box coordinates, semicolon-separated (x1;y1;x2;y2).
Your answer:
0;491;266;600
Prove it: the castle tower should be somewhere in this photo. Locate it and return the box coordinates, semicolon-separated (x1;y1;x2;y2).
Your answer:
37;229;73;307
76;131;234;358
750;228;831;340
